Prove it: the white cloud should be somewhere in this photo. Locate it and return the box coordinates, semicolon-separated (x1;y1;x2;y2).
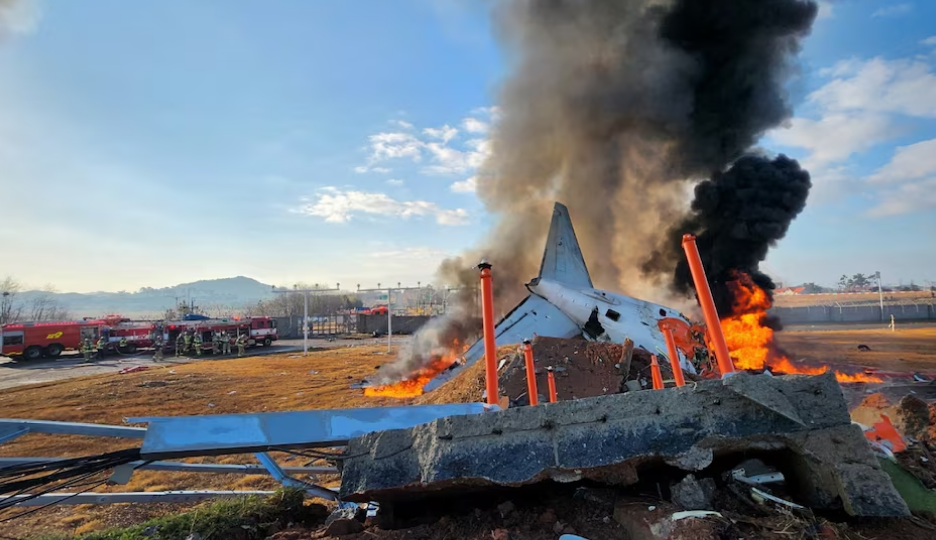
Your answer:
423;124;458;144
297;188;468;225
369;247;448;261
391;119;414;129
770;113;900;165
368;132;423;162
872;3;912;18
867;138;936;184
355;165;392;174
0;0;41;36
816;1;834;20
450;176;477;193
461;117;489;134
922;36;936;47
810;58;936;117
386;178;404;186
867;178;936;216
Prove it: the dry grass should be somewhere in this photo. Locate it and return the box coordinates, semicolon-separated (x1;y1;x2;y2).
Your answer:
773;290;934;308
775;326;936;373
0;344;409;537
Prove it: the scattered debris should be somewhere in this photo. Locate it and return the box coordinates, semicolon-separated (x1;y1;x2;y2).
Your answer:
137;380;168;388
119;365;149;375
857;344;872;351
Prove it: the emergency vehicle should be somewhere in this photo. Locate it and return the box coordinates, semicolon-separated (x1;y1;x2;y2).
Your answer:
161;316;277;352
0;319;108;360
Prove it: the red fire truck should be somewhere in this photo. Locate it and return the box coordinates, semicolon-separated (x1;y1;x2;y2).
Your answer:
1;319;109;360
161;316;277;352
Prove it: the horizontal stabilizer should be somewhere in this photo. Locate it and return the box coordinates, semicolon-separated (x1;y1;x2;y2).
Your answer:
423;295;581;392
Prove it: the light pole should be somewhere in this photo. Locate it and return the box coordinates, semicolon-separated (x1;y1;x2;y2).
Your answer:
272;283;340;355
875;271;885;322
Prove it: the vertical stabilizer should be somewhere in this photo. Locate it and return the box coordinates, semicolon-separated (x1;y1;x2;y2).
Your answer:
537;203;593;288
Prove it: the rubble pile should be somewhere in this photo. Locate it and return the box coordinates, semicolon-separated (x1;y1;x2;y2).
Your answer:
341;373;908;519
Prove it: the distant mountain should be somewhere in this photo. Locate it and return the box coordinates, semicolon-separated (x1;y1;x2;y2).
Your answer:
17;276;276;318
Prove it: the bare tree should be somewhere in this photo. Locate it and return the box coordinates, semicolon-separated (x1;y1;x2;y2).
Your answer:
1;275;24;325
27;284;70;322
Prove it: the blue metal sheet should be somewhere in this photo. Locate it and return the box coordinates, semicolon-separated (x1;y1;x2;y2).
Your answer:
0;419;146;439
132;403;493;459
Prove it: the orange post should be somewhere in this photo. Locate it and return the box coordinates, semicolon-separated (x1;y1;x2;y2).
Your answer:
546;367;557;403
681;234;736;376
478;262;499;405
650;355;664;390
522;339;539;406
663;327;686;387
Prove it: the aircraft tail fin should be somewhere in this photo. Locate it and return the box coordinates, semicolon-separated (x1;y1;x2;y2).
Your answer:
537;202;593;288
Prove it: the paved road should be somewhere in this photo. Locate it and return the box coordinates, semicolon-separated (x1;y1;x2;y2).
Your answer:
0;336;413;391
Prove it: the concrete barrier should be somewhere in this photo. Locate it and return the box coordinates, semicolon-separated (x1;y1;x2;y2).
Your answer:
772;302;936;325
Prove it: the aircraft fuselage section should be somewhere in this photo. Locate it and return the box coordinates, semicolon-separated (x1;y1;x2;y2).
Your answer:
527;278;687;356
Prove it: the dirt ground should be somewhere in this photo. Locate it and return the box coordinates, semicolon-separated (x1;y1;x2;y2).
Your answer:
0;344;405;538
775;326;936;374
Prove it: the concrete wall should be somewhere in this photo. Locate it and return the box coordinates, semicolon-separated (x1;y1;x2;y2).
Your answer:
356;314;431;335
771;303;936;325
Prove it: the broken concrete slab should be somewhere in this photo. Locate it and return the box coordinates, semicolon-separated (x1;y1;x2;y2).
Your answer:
339;373;908;517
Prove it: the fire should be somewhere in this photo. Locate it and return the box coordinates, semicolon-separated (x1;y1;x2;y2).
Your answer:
720;273;882;384
363;341;463;399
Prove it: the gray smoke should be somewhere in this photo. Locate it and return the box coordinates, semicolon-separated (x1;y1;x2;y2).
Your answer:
373;0;818;385
0;0;35;39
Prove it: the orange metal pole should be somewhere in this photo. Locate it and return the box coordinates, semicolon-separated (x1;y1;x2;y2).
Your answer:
522;339;539;406
650;354;664;390
478;262;499;405
680;234;736;376
663;327;686;387
546;367;557;403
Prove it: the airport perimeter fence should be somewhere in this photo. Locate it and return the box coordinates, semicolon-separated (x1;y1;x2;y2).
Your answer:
770;302;936;325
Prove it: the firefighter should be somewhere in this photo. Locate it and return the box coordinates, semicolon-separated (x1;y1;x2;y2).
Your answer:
183;331;193;355
81;338;93;363
236;333;246;357
96;335;107;359
153;335;164;362
213;332;222;355
175;333;184;357
221;332;231;355
193;334;202;356
118;336;128;353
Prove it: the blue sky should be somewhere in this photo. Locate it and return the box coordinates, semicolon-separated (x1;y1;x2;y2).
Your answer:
0;0;934;293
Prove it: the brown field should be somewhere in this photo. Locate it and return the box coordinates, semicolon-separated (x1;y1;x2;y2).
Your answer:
2;328;936;537
775;326;936;373
0;344;414;538
773;290;934;308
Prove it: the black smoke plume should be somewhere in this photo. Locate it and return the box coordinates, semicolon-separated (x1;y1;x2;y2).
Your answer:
646;154;812;316
374;0;818;384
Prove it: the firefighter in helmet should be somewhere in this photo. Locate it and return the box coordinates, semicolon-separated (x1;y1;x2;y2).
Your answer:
175;333;184;357
193;333;202;356
81;338;93;363
183;330;193;355
96;335;107;359
153;334;164;362
236;333;247;357
118;336;128;353
212;332;222;355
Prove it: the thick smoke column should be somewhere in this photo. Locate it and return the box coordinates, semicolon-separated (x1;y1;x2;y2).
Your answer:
375;0;818;384
646;155;812;315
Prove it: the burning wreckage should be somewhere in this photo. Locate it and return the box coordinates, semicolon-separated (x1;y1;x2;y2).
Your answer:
0;201;916;533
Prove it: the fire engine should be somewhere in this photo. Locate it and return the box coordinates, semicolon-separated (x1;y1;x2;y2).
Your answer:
1;319;109;360
1;316;277;361
160;317;277;352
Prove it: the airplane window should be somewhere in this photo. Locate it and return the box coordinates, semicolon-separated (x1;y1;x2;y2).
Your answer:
605;309;621;322
659;309;667;317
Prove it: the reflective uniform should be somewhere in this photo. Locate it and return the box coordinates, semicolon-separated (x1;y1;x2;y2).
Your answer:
193;335;202;356
96;337;107;359
183;333;193;355
119;337;128;352
175;335;184;357
81;339;93;363
236;335;246;357
153;337;164;361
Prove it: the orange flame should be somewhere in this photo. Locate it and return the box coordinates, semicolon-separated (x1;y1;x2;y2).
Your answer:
720;273;882;384
363;340;463;398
